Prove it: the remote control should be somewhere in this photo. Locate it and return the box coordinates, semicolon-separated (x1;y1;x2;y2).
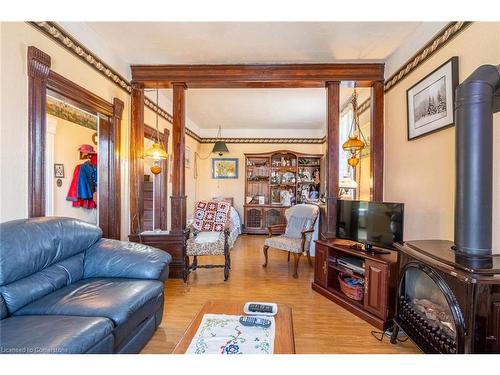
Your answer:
248;303;274;314
239;316;272;328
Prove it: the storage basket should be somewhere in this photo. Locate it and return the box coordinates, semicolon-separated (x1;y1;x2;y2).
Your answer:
338;274;364;301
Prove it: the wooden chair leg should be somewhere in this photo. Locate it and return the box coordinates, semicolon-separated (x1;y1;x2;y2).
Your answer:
224;253;230;281
192;255;198;271
287;252;290;262
306;250;313;266
292;253;301;278
262;245;269;268
183;255;190;283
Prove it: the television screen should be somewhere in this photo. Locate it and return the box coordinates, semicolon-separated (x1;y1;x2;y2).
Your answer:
336;200;404;250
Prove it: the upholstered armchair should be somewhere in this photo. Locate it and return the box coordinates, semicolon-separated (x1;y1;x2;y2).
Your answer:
262;204;319;278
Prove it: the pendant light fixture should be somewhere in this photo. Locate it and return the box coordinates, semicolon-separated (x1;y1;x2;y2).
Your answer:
144;88;168;175
211;125;229;156
342;88;367;169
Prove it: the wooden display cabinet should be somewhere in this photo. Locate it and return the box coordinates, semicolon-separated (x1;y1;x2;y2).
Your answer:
243;150;323;234
312;239;398;330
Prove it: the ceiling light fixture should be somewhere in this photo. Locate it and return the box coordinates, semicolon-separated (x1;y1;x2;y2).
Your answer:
211;125;229;156
342;88;367;170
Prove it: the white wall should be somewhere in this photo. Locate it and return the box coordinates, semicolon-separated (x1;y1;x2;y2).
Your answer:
384;22;500;253
48;114;98;224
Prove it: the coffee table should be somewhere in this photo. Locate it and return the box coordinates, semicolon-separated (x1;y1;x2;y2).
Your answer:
172;300;295;354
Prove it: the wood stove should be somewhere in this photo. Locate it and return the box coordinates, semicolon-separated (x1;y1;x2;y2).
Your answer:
392;240;500;353
391;64;500;353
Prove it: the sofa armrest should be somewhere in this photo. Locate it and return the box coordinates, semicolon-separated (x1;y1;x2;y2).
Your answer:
83;239;172;281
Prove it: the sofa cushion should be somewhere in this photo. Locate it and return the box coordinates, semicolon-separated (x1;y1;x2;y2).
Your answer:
15;278;164;326
0;217;101;286
0;253;84;315
0;315;113;354
0;295;8;320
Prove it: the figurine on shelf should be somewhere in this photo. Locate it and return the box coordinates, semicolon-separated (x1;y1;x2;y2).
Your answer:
313;169;320;185
280;189;293;206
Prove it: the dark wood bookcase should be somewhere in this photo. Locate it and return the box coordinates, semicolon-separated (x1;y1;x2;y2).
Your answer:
243;150;323;234
312;239;398;330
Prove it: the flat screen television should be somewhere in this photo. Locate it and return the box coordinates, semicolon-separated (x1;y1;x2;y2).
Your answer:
336;200;404;251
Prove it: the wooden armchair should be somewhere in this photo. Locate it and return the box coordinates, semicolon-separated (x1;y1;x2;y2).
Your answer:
184;227;231;282
262;204;319;278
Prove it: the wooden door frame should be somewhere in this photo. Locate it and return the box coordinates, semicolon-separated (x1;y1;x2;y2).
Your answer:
130;63;385;239
142;124;170;230
27;46;124;239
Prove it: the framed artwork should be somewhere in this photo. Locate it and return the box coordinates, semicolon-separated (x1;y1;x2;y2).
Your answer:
185;147;191;168
407;56;459;140
212;158;238;179
54;163;65;178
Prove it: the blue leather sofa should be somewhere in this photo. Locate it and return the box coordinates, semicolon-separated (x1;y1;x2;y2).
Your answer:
0;217;172;354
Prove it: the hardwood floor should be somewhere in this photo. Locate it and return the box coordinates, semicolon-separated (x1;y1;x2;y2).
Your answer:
142;235;421;354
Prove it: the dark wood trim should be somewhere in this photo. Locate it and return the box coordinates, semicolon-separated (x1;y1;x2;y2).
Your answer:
170;83;187;233
144;124;170;230
110;98;124;238
27;46;51;218
323;81;340;239
370;81;384;201
28;46;122;239
130;82;145;234
131;63;385;88
48;71;114;116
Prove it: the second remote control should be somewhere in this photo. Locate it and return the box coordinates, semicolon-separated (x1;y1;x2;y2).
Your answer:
239;316;272;328
248;303;273;313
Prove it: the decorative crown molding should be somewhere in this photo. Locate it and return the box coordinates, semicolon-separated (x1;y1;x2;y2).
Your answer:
29;22;132;93
46;95;97;130
384;21;472;93
199;137;326;144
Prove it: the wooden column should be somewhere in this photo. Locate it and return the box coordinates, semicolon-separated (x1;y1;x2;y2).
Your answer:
323;81;340;239
110;98;124;239
130;82;145;234
155;128;169;230
27;46;51;217
171;83;187;233
370;80;384;201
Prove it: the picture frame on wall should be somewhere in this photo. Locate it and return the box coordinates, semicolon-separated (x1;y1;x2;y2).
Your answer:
54;163;65;178
212;158;238;179
407;56;459;140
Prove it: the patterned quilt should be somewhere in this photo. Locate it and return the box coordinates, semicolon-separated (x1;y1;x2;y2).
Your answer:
193;200;231;232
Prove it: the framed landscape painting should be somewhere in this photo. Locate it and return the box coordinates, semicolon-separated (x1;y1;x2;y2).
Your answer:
407;56;458;140
212;158;238;179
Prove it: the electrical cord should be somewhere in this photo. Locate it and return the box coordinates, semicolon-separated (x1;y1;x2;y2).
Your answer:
370;325;409;343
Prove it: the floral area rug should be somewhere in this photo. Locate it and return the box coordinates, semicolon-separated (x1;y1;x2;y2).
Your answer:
186;314;275;354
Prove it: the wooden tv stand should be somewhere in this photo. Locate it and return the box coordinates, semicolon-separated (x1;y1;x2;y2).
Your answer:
311;239;398;330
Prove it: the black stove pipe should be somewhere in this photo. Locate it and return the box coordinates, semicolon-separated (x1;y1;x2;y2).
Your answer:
454;64;500;257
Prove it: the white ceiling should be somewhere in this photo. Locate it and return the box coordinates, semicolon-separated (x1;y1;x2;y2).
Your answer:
186;88;369;132
61;22;447;136
83;22;443;65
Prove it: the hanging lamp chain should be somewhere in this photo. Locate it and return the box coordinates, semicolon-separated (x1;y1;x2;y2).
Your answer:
155;88;160;144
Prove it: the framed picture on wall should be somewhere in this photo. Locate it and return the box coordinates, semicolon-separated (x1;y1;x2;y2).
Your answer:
407;56;459;140
54;163;65;178
212;158;238;179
